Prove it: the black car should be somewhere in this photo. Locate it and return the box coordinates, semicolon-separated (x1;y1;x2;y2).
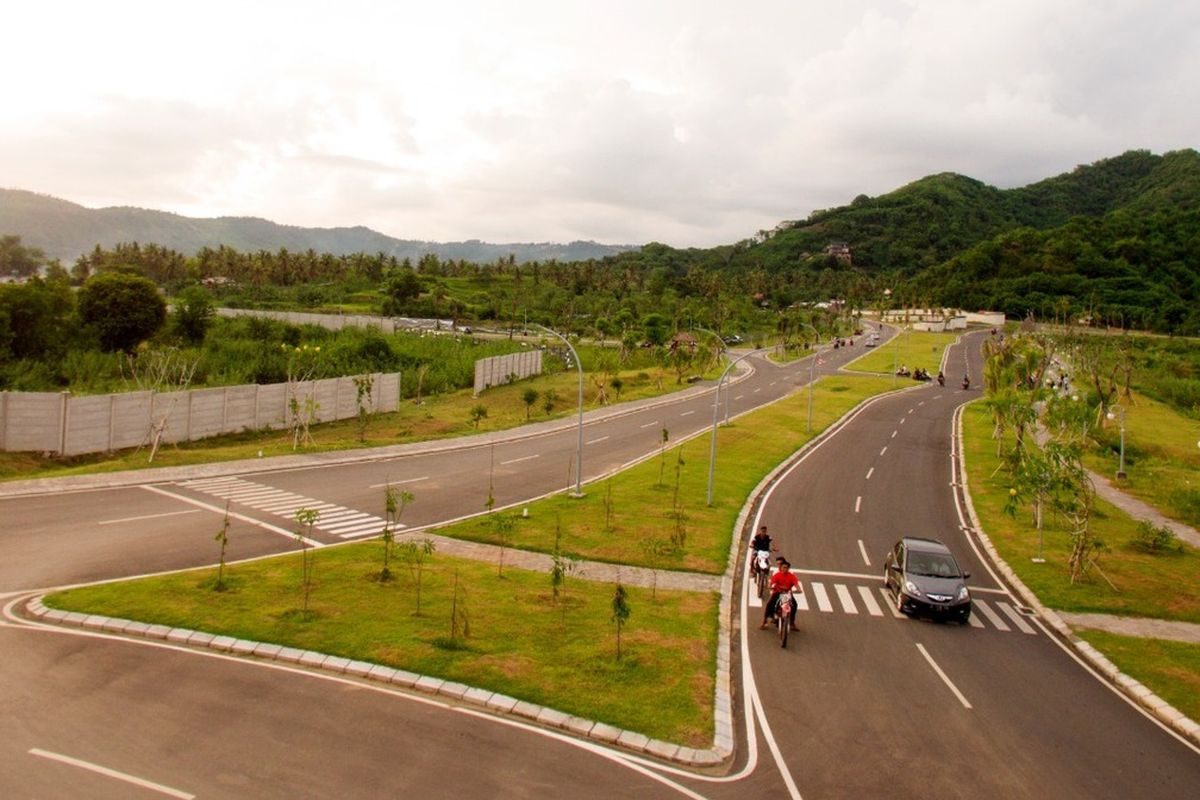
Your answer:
883;537;972;623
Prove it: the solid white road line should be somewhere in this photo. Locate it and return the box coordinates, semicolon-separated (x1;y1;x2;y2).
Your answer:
98;510;202;525
810;582;833;612
501;454;539;465
854;496;862;513
997;601;1037;634
835;584;859;614
857;585;883;616
880;446;888;456
367;477;429;489
28;748;195;799
857;539;871;566
915;644;973;709
140;486;321;546
586;436;610;445
880;588;904;618
865;467;874;480
973;599;1010;631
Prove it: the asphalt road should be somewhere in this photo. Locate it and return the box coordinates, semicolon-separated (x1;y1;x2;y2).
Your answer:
743;331;1200;798
3;325;1198;797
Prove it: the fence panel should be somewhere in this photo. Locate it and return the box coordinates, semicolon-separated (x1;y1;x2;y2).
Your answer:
4;392;64;453
63;395;113;456
110;391;154;451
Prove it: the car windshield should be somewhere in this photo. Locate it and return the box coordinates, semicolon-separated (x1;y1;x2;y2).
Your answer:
907;553;959;577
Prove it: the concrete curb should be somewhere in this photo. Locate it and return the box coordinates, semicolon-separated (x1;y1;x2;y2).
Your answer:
953;402;1200;748
19;594;723;767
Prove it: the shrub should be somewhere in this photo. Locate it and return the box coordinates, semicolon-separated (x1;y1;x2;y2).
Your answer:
1132;520;1183;554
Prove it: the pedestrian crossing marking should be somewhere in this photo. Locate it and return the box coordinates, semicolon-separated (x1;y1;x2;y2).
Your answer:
974;599;1010;631
810;582;834;612
179;476;399;539
966;610;984;628
997;601;1037;634
857;585;883;616
835;583;859;614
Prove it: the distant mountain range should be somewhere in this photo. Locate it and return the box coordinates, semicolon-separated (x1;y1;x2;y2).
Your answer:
0;189;638;264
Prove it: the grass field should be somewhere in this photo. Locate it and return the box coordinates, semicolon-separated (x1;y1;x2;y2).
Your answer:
844;330;961;377
1074;630;1200;724
45;546;719;745
961;401;1200;623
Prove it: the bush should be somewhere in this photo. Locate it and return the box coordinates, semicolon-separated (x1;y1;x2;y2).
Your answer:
1132;520;1183;554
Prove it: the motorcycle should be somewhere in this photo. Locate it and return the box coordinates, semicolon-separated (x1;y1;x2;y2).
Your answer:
776;589;798;648
751;550;772;600
962;376;971;390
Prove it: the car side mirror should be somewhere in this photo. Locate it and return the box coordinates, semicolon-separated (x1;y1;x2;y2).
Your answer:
961;572;971;580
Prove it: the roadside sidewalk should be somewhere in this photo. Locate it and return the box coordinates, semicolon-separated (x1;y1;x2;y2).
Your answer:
1088;469;1200;550
1059;612;1200;644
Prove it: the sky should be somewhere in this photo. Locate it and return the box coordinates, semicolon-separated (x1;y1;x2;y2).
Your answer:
2;1;1197;248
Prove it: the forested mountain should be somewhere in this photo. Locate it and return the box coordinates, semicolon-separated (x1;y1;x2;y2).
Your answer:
0;189;635;265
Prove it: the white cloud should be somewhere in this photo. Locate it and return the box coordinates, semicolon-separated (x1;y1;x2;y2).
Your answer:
1;1;1196;247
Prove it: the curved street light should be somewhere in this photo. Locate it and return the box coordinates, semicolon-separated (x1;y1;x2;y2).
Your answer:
707;347;766;506
1106;404;1127;480
537;324;586;498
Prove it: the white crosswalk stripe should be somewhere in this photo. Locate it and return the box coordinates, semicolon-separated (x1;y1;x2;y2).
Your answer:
179;477;399;540
741;575;1036;634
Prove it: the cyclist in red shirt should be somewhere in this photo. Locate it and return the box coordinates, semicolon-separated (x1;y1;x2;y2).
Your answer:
760;558;802;631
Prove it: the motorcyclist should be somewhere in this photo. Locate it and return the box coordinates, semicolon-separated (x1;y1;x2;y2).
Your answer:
760;558;802;631
749;525;774;579
962;374;971;390
937;371;945;387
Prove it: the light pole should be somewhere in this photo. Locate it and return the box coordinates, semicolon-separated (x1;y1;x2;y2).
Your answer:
538;324;585;498
1107;404;1127;480
692;326;729;419
707;348;764;506
800;323;821;433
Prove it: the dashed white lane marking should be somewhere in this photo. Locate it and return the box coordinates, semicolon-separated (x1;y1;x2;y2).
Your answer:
891;430;898;438
997;601;1037;634
857;586;883;616
855;496;862;513
880;446;888;456
934;394;943;400
880;588;904;618
28;749;194;799
501;454;539;465
367;476;428;489
908;409;914;415
900;417;906;425
586;436;610;445
769;381;777;387
640;421;660;429
857;539;871;566
974;599;1010;631
753;388;761;393
866;467;874;480
680;410;695;417
918;401;925;407
916;644;973;709
98;509;202;525
810;582;834;612
835;584;859;614
734;394;744;400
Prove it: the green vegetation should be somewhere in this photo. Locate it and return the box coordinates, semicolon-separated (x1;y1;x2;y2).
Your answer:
843;330;960;376
44;547;719;746
1074;630;1200;724
962;400;1200;622
437;375;899;573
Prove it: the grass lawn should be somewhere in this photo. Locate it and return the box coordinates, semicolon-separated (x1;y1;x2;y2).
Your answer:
961;401;1200;623
45;545;719;746
844;330;961;377
0;365;710;483
1073;630;1200;724
1082;390;1200;529
437;375;900;573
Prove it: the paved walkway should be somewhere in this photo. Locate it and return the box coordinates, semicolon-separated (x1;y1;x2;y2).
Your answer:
1059;612;1200;645
1088;470;1200;550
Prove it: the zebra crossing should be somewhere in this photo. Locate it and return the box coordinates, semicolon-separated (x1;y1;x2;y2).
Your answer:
748;564;1037;635
179;476;396;540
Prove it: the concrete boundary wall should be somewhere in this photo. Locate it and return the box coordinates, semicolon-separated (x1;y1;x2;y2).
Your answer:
473;351;543;396
216;308;454;334
1;373;401;456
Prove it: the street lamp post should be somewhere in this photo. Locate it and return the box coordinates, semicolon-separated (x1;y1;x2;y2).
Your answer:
1107;404;1127;480
800;323;821;433
538;324;585;497
707;348;764;506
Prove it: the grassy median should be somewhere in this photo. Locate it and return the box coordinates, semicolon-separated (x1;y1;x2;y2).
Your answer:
1074;630;1200;724
844;330;961;377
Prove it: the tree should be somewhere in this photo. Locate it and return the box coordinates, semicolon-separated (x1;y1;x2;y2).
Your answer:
469;403;488;429
172;285;214;345
379;485;414;581
542;388;559;416
381;267;422;314
78;272;166;352
293;507;320;616
213;503;232;591
611;583;631;660
399;537;436;615
658;428;670;486
490;512;517;576
0;235;46;277
0;277;75;361
353;373;375;443
521;387;539;420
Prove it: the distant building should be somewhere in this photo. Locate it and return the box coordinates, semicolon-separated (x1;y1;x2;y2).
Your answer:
823;242;852;264
669;332;698;354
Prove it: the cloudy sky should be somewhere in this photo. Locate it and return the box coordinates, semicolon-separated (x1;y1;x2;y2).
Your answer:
3;1;1197;247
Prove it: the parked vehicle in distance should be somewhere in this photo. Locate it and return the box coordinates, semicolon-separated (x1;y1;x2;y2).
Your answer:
883;537;972;623
865;335;879;347
723;334;744;345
